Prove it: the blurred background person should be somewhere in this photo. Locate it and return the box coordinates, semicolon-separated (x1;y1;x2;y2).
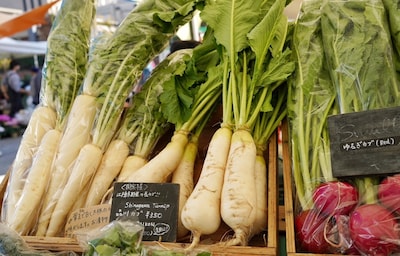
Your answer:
30;66;42;106
1;60;28;118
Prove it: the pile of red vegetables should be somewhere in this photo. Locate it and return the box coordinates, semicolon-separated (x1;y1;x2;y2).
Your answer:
288;0;400;254
295;177;400;255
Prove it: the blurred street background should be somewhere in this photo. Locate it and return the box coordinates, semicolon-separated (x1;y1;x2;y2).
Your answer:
0;135;20;181
0;0;203;183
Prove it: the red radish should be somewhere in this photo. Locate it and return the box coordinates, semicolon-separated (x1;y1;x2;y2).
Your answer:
295;209;332;253
378;174;400;214
312;181;358;215
349;204;400;256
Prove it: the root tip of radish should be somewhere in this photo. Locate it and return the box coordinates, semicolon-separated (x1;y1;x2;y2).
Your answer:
185;232;201;251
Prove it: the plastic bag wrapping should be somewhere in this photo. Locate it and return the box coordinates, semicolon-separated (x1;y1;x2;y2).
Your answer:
0;223;78;256
0;0;96;235
293;176;400;256
287;0;400;255
76;217;144;256
76;217;211;256
320;0;400;113
287;0;339;211
382;0;400;83
1;108;56;225
382;0;400;60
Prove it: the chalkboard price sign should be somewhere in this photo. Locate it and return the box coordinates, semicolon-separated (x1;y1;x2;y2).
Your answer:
110;182;179;242
328;106;400;177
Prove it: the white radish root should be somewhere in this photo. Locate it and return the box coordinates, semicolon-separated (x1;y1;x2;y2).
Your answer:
3;106;56;223
171;137;198;239
85;139;130;207
70;184;90;215
181;126;232;250
117;155;148;182
35;94;97;236
99;154;149;205
251;152;268;237
125;132;188;183
220;129;257;246
46;143;103;236
9;129;62;234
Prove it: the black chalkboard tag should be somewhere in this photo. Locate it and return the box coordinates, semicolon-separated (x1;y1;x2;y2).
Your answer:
110;182;179;242
328;106;400;178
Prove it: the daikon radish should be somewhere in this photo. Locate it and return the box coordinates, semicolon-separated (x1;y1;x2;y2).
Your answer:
172;135;199;239
86;48;197;206
181;126;232;249
126;42;223;184
198;0;292;248
250;89;288;237
70;184;90;214
35;94;97;236
117;155;148;182
4;0;96;228
9;129;62;234
2;106;56;223
220;129;257;246
126;131;189;183
46;143;103;236
35;32;111;236
84;139;130;207
100;155;148;204
126;84;222;185
252;152;268;236
44;0;204;236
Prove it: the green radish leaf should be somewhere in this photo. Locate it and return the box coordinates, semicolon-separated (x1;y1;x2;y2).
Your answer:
200;0;260;54
248;0;286;65
159;50;197;126
260;48;294;86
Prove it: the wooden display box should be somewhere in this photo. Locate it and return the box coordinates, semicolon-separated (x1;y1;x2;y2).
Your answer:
0;126;281;256
281;120;343;256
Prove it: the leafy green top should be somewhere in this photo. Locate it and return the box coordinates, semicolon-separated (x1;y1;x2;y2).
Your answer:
42;0;96;130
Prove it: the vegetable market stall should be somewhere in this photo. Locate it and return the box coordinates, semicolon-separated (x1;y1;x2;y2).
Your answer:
0;0;292;254
0;126;281;256
283;0;400;254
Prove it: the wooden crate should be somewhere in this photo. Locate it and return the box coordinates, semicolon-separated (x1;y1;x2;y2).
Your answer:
0;128;281;256
281;120;343;256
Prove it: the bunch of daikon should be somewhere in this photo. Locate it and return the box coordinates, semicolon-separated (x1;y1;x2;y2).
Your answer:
1;0;95;235
123;30;223;185
181;0;294;248
84;48;200;207
36;0;205;237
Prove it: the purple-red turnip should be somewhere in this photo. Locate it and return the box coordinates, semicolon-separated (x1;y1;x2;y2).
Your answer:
349;204;400;256
312;181;359;216
295;209;332;253
378;174;400;214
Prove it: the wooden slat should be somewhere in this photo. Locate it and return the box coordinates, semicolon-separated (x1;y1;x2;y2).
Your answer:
23;236;84;253
145;242;277;256
22;236;278;255
282;119;297;254
267;131;279;254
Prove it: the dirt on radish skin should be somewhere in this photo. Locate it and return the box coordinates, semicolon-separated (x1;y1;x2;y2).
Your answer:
349;204;400;256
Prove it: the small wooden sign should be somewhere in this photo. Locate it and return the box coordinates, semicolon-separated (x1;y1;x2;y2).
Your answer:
110;182;179;242
328;106;400;177
65;204;111;238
